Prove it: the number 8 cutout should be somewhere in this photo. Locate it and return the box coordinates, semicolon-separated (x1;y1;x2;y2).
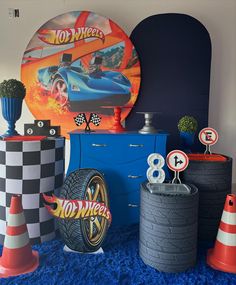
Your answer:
146;153;166;183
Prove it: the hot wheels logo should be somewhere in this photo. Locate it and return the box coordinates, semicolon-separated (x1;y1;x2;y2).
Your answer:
43;194;112;223
38;27;105;45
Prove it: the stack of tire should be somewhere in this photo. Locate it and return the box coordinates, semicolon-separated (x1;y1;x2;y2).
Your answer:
182;155;232;241
139;182;199;273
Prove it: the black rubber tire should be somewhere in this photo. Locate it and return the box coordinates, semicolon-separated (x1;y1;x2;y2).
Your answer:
183;156;232;192
199;204;225;219
140;241;196;264
139;241;196;273
182;156;232;241
182;177;231;188
200;191;229;205
140;184;198;209
139;183;198;273
198;217;221;241
58;169;109;252
141;200;198;226
140;254;195;273
140;223;197;253
187;182;230;193
183;157;232;172
198;217;221;227
140;215;198;239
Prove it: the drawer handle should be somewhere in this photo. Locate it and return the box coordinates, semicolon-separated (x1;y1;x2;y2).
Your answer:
128;175;143;179
91;143;107;147
129;144;144;147
128;204;139;208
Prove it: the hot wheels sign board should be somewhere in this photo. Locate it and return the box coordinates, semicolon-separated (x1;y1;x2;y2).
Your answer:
21;11;141;138
43;194;112;223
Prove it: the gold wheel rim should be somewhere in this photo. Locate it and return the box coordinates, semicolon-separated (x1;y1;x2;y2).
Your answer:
83;175;108;247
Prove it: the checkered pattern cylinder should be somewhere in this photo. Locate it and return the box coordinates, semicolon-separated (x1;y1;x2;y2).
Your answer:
0;137;65;245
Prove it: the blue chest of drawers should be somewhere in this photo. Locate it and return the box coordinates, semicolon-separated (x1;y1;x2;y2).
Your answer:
67;130;168;226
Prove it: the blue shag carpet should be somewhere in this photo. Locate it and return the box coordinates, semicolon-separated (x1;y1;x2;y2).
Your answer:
1;224;236;285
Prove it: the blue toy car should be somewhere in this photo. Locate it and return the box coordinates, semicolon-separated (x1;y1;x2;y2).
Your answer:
37;53;131;111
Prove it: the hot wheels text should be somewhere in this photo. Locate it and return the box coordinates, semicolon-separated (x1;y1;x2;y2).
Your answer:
38;27;105;45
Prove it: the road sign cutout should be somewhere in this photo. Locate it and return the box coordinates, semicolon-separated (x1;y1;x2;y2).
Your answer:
199;127;218;146
166;150;189;172
166;150;189;184
199;127;218;154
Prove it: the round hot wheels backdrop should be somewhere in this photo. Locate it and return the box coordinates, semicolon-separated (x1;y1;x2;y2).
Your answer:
21;11;141;137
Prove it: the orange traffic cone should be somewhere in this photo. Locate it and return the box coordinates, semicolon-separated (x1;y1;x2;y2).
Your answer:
207;194;236;273
0;195;39;277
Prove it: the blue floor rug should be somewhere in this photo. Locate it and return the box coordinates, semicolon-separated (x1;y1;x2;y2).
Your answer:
1;225;236;285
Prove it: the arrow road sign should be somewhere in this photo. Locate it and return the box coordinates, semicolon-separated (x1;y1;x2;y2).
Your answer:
166;150;189;172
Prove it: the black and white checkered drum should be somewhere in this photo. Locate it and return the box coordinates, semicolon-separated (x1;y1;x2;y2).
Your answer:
0;137;65;245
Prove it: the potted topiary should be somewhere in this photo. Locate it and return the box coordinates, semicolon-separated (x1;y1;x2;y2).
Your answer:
178;115;198;153
0;79;26;137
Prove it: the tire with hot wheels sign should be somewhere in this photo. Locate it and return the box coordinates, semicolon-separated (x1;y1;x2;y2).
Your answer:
58;169;110;252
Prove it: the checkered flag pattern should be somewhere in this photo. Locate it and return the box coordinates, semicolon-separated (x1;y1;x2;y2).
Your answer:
74;113;86;126
90;113;101;126
0;137;65;245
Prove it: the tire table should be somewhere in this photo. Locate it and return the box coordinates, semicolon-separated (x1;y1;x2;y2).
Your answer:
0;136;65;245
139;182;199;273
182;155;232;241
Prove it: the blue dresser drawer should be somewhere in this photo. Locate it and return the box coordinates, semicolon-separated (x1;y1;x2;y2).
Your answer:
110;190;140;225
80;134;156;164
81;157;147;195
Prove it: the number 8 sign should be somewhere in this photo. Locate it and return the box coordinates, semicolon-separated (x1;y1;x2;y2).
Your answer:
146;153;166;183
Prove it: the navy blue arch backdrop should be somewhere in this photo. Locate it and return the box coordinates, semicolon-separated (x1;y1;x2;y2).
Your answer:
126;13;211;152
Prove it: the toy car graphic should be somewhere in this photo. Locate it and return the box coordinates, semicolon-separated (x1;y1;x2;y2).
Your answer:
37;53;131;111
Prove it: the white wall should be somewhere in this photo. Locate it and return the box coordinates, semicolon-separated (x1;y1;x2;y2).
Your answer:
0;0;235;187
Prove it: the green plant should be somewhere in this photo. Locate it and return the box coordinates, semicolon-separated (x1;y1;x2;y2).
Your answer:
0;79;26;99
178;115;198;133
